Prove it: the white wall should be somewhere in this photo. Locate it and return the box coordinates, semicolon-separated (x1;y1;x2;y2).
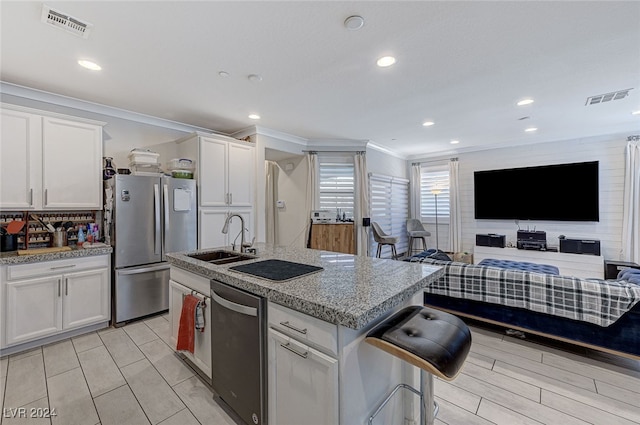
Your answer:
366;146;408;179
414;134;628;260
246;130;307;243
274;156;308;247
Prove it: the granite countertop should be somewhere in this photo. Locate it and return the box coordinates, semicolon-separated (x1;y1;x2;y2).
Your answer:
167;243;443;330
0;246;113;265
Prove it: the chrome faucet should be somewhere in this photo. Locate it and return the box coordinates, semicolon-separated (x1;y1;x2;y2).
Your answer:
222;213;252;253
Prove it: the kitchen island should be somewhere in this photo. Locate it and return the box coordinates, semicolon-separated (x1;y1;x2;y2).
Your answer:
167;243;444;425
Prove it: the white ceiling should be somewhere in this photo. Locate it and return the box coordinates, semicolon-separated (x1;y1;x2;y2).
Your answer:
2;1;639;158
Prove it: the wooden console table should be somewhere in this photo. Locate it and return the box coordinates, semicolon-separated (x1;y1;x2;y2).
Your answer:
474;245;604;279
310;223;355;254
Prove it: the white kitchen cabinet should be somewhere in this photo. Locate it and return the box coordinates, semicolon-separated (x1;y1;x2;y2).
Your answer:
169;268;212;380
198;136;228;207
226;142;254;207
5;275;63;344
199;207;253;250
166;133;255;249
2;255;110;348
62;267;110;330
197;135;254;208
0;108;42;209
268;328;339;425
42;116;103;209
0;104;105;210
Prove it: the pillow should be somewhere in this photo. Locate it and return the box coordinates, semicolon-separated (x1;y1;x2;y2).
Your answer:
618;268;640;285
412;248;438;258
428;250;452;261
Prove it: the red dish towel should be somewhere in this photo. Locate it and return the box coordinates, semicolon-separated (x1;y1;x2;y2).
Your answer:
176;294;200;353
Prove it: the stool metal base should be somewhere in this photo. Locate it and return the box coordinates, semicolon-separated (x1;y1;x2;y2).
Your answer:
368;370;439;425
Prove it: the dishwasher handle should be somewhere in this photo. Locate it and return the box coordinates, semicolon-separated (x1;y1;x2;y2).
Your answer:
211;290;257;317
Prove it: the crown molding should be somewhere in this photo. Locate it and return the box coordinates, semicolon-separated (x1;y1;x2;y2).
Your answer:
1;81;214;133
232;125;308;146
366;142;407;159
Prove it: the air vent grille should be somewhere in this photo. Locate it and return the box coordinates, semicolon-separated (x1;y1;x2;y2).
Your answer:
585;89;633;106
41;5;92;39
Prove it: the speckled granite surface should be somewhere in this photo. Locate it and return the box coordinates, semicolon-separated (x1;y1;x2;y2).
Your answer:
167;243;443;330
0;246;112;265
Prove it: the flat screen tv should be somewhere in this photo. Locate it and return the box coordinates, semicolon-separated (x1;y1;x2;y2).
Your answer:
474;161;599;221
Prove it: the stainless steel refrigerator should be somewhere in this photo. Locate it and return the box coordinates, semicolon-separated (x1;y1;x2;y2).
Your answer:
105;174;197;325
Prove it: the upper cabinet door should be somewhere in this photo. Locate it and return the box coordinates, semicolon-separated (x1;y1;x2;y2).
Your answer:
227;143;254;207
0;109;42;209
42;117;102;209
198;137;228;207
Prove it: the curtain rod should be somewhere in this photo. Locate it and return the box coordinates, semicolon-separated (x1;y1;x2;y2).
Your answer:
412;157;458;166
303;150;366;154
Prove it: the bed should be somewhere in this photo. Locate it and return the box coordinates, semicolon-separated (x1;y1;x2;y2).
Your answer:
406;253;640;359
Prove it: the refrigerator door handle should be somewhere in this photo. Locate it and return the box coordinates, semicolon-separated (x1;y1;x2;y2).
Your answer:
163;183;169;255
154;183;161;255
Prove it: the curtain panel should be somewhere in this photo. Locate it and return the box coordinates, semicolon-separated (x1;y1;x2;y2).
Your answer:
265;161;279;245
354;152;369;256
622;139;640;263
448;158;461;253
305;153;318;248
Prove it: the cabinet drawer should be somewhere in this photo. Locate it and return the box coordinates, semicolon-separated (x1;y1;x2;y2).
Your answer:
7;255;109;281
170;266;210;295
268;302;337;356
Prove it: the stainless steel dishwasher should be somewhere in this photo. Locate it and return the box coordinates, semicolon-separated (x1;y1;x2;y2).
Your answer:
210;280;267;425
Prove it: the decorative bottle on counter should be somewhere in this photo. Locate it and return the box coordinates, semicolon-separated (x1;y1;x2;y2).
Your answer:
77;226;85;246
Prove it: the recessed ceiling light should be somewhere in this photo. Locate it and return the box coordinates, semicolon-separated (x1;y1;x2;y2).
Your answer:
450;140;459;144
422;121;435;127
218;71;230;78
344;15;365;30
78;60;101;71
632;110;640;115
248;114;261;120
517;98;534;106
248;74;262;82
376;56;396;67
525;127;538;132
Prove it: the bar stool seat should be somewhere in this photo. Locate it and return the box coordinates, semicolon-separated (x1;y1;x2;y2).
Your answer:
406;219;431;255
371;221;399;259
366;305;472;425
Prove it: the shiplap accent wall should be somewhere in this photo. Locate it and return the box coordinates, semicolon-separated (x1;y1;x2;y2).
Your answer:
453;134;628;261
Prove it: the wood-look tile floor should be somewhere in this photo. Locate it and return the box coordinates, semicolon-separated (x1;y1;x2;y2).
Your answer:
1;314;639;425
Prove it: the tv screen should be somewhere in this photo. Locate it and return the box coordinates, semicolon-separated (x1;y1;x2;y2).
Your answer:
474;161;599;221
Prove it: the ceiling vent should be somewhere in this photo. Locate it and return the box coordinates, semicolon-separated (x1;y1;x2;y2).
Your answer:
41;5;92;39
585;89;632;106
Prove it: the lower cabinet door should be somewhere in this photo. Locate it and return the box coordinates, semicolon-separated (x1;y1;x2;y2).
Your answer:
6;275;63;346
268;328;338;425
199;208;229;249
62;268;110;330
169;279;212;379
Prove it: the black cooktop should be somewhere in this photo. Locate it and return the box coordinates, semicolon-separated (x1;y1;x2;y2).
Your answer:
229;259;323;282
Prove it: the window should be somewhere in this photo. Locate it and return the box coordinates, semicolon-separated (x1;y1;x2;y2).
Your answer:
420;164;450;222
318;155;354;219
369;174;409;256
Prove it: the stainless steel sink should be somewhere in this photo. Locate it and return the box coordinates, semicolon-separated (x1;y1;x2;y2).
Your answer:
187;250;256;265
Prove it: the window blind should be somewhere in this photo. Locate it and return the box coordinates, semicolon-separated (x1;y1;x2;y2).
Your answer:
369;174;409;257
318;156;355;219
420;164;450;221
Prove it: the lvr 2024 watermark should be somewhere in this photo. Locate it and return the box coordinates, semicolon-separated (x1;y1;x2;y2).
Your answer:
3;407;57;418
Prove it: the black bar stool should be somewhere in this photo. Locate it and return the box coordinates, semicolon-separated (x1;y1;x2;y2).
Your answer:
365;305;472;425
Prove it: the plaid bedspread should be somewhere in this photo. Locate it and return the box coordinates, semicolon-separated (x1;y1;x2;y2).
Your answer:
408;258;640;327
